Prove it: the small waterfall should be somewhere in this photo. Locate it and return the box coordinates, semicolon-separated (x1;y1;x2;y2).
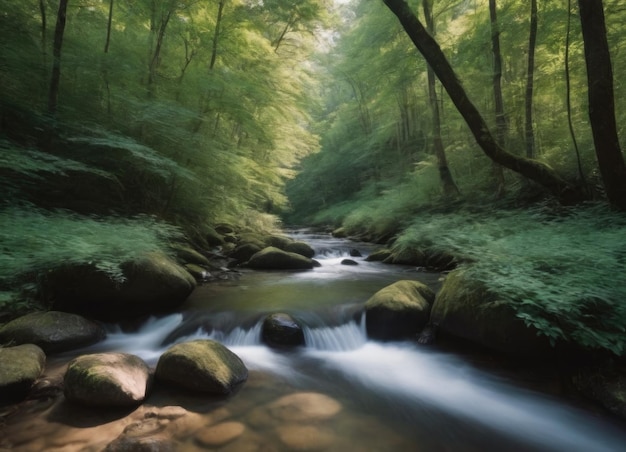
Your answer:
303;316;367;351
204;322;263;346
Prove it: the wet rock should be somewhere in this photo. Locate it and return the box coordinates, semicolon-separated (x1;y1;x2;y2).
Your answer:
573;364;626;420
104;435;175;452
44;252;196;321
184;263;208;281
229;243;263;263
431;269;552;357
0;344;46;405
246;247;314;270
155;340;248;394
284;241;315;258
261;313;305;348
364;249;392;262
195;421;246;448
268;392;342;422
0;311;105;353
341;259;358;266
276;424;336;451
173;245;211;266
64;352;151;407
265;234;294;250
349;249;362;257
365;280;435;341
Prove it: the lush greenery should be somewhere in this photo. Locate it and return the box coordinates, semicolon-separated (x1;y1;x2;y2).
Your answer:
284;0;626;354
391;204;626;355
0;0;332;311
2;1;626;355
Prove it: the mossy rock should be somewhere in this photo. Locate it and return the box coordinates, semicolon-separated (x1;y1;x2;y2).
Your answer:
64;352;151;408
246;247;314;270
173;245;210;266
365;280;435;340
0;344;46;405
155;340;248;395
205;226;225;247
229;243;263;263
0;311;105;353
431;269;551;357
265;234;294;250
283;241;315;258
365;249;392;262
45;252;196;321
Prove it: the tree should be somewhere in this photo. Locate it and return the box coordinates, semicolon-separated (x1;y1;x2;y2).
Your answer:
381;0;579;203
488;0;506;196
524;0;537;159
48;0;69;115
577;0;626;209
422;0;459;197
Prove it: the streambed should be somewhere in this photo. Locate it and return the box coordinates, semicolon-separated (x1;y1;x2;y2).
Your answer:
2;232;626;451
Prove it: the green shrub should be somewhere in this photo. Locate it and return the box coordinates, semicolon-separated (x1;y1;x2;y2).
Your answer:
0;206;184;311
393;203;626;354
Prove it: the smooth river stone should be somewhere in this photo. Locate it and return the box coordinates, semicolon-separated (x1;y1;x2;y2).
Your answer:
275;425;336;450
195;421;246;447
268;392;342;422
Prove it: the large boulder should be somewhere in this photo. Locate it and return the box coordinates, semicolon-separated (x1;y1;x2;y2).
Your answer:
64;352;151;408
365;280;435;340
44;252;196;321
384;247;458;271
265;235;294;250
262;313;305;348
0;311;105;353
0;344;46;405
246;247;314;270
430;269;551;357
283;241;315;258
155;340;247;395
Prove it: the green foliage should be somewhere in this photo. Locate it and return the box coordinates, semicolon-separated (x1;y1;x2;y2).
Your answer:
393;204;626;354
0;205;184;302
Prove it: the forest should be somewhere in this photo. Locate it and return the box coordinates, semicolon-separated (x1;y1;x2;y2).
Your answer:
1;0;626;354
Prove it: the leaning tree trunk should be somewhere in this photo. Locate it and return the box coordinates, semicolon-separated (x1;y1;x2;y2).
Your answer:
48;0;69;116
423;0;460;197
577;0;626;210
382;0;580;203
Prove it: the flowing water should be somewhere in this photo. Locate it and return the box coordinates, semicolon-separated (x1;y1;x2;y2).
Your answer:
3;231;626;451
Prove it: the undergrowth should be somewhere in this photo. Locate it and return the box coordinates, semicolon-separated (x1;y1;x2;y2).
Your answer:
392;203;626;355
0;205;184;312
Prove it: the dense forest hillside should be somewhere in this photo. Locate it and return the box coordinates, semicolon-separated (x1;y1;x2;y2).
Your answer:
0;0;332;314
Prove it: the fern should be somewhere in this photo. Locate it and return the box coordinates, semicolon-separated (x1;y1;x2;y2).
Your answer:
393;204;626;354
0;206;184;297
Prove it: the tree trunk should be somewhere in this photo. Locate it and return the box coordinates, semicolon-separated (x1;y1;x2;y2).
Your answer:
210;0;226;71
422;0;459;197
577;0;626;210
382;0;579;203
524;0;537;159
489;0;506;196
48;0;69;116
104;0;114;53
565;0;585;187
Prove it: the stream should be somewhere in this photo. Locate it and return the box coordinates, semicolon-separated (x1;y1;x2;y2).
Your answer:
3;231;626;451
